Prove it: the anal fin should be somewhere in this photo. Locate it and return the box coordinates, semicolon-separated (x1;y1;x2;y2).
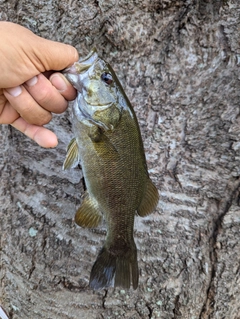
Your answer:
137;179;159;217
75;195;102;228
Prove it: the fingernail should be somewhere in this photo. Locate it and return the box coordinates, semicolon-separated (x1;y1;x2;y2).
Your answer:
50;74;68;92
6;86;22;97
25;76;38;87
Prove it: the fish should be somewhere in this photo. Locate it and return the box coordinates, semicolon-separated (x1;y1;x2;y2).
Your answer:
62;49;159;290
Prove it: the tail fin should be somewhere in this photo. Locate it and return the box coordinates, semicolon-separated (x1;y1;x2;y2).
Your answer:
89;244;139;290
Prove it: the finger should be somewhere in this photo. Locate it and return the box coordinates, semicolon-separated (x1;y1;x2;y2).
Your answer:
49;73;77;101
24;73;69;114
0;22;79;88
0;99;19;124
11;117;58;148
0;90;17;124
3;84;52;126
35;37;79;71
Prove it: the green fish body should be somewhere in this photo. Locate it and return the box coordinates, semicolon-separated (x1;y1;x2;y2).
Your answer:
63;49;159;289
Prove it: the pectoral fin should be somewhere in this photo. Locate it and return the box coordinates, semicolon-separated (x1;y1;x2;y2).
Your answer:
137;179;159;217
75;194;102;228
88;127;119;161
63;138;79;170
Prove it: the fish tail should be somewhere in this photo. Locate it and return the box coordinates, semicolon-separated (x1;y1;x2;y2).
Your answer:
89;243;139;290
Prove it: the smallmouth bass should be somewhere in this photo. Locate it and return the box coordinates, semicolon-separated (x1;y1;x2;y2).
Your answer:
63;49;159;289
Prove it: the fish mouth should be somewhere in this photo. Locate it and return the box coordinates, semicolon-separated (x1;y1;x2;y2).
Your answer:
85;101;113;108
63;48;98;75
79;48;98;64
74;97;113;131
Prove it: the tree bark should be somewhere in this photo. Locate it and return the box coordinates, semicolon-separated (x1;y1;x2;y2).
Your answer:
1;0;240;318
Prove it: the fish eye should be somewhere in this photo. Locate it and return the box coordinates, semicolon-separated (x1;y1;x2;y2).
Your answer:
101;72;113;85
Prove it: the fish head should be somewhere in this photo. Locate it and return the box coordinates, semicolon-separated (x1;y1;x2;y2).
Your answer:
63;49;130;130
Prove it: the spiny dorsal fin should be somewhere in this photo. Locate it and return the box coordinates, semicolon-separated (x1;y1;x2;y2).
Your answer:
63;138;79;170
137;179;159;217
75;195;102;228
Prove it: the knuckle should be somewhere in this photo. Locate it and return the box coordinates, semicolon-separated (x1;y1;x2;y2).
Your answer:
54;100;68;114
37;86;53;105
36;87;66;113
34;111;52;126
19;104;52;126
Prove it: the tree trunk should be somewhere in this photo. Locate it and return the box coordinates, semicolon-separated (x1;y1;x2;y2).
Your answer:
1;1;240;318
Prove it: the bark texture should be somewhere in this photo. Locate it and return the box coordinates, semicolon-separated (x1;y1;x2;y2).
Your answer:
1;0;240;318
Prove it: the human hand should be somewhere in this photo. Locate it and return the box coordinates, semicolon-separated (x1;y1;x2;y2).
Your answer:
0;22;79;148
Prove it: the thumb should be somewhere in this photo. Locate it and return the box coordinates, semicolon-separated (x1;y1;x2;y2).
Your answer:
34;37;79;71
